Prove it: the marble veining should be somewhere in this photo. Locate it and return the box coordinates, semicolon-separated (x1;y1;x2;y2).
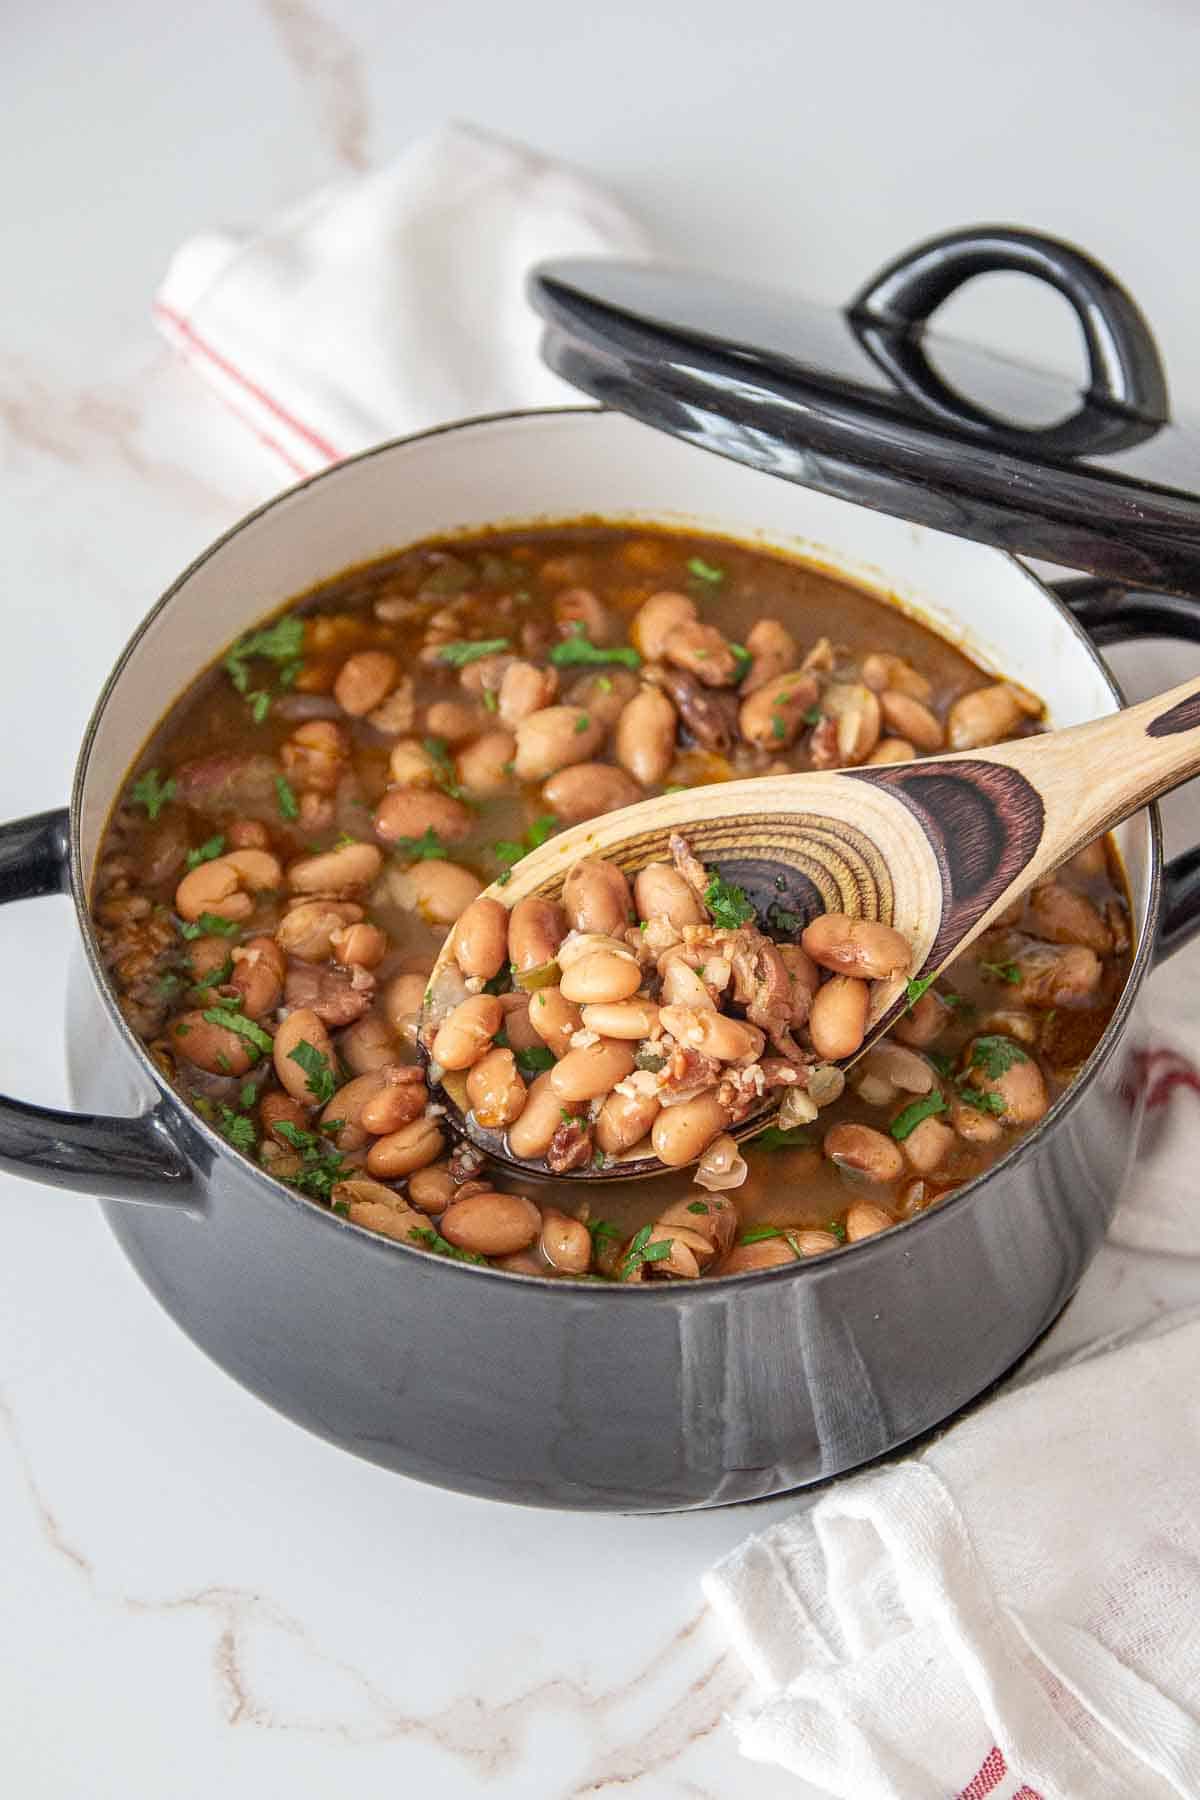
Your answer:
261;0;371;170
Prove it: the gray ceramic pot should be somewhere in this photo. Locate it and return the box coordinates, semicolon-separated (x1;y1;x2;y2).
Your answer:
2;411;1197;1511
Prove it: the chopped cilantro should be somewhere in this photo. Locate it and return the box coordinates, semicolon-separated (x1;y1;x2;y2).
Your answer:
215;1105;256;1153
514;1044;555;1077
826;1219;848;1243
890;1091;949;1140
186;834;226;869
495;868;513;887
130;769;175;820
574;712;591;734
771;713;787;742
331;1199;350;1218
223;616;305;694
620;1222;674;1280
483;688;499;713
687;1200;709;1215
596;674;613;693
768;905;806;935
755;1125;813;1150
906;975;934;1006
704;873;756;930
928;1050;956;1080
274;774;300;821
202;1005;274;1061
392;827;446;862
738;1224;790;1245
957;1087;1007;1116
970;1035;1028;1078
942;991;973;1010
154;970;183;1000
493;814;558;874
272;1120;346;1200
179;913;241;940
634;1048;666;1073
686;557;724;584
586;1218;622;1246
287;1038;337;1104
249;691;271;726
435;638;511;667
422;735;472;803
979;959;1021;985
548;624;641;670
592;1148;609;1169
239;1081;258;1109
729;643;752;680
802;705;822;726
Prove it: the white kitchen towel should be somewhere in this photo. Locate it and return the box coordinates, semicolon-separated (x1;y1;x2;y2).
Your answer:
704;1309;1200;1800
153;122;650;477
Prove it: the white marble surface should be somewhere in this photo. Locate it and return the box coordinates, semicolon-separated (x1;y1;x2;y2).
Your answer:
3;3;1200;1794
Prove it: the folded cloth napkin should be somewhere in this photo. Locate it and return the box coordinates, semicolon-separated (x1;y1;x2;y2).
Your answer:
704;942;1200;1800
154;122;650;477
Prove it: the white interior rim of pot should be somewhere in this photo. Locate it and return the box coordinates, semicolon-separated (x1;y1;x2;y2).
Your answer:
68;406;1164;1288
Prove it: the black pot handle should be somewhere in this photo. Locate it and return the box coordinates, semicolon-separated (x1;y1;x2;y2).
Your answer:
0;809;193;1203
850;226;1170;455
1056;579;1200;962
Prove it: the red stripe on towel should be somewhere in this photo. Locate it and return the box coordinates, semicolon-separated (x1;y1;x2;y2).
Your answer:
153;302;342;466
956;1745;1007;1798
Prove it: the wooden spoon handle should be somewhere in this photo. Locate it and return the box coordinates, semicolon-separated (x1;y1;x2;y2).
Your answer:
982;674;1200;877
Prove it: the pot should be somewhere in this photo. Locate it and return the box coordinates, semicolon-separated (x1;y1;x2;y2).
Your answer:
2;407;1197;1511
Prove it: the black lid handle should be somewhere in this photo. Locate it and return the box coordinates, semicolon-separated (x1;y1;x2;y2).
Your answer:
850;226;1169;435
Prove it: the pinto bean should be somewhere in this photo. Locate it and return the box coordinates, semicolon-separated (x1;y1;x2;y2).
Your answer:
801;913;911;980
344;1197;430;1244
513;706;607;781
366;1117;445;1178
824;1123;905;1183
615;686;677;785
861;652;932;701
273;1008;335;1103
634;863;705;929
322;1070;388;1147
879;690;944;751
424;699;483;745
557;931;632;970
382;972;427;1043
174;848;282;923
1028;882;1113;954
540;1208;592;1273
564;667;641;728
260;1090;308;1143
720;1237;799;1273
738;670;821;750
401;859;483;926
388;738;440;786
947;682;1041;750
866;737;916;765
965;1042;1049;1125
1011;944;1102;1007
497;992;541;1051
1066;838;1108;880
406;1162;456;1213
432;994;503;1070
226;818;272;851
170;1010;257;1076
778;942;820;1024
741;618;798;694
559;950;643;1005
374;787;472;845
665;621;739;686
892;988;951;1047
526;985;583;1058
554;585;612;643
508;896;566;972
651;1091;731;1167
334;650;398;716
498;660;558;727
862;1042;934;1093
275;902;362;962
844;1200;895;1241
280;720;350;794
360;1069;428;1136
542;763;642;823
453;896;509;980
808;976;869;1060
821;683;882;764
580;998;660;1039
657;1005;765;1062
630;590;696;660
950;1090;1004;1144
330;922;388;968
659;954;718;1009
466;1048;527;1128
507;1071;565;1158
455;730;517;798
595;1087;661;1154
900;1113;956;1175
337;1013;398;1075
288;840;383;897
562;858;633;937
230;936;286;1017
550;1039;637;1104
441;1191;541;1256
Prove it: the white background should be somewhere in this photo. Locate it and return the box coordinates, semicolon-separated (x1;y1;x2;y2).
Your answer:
2;2;1199;1795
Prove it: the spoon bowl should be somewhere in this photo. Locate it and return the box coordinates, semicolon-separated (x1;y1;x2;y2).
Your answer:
420;673;1200;1180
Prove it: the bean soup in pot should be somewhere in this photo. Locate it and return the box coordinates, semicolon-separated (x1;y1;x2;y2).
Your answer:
92;525;1133;1280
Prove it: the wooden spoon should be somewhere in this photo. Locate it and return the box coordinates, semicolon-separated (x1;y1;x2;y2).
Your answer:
420;675;1200;1180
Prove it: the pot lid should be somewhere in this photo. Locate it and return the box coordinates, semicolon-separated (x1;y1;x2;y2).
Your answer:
530;226;1200;596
